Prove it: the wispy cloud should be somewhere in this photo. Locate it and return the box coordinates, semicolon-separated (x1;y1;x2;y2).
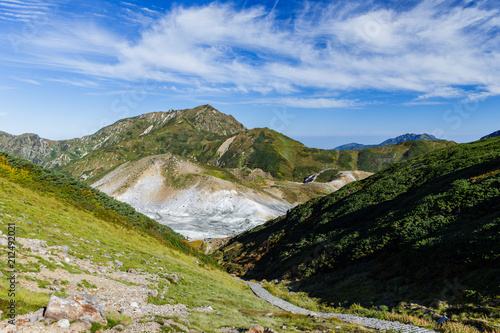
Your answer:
118;1;162;26
86;89;165;96
0;112;8;117
0;0;51;22
13;77;41;85
417;87;466;100
3;1;500;101
45;78;99;88
403;101;447;106
258;97;359;108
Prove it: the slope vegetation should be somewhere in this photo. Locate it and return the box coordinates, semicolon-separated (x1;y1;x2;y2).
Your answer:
334;139;455;173
0;152;202;259
217;137;500;307
63;126;454;183
204;129;454;180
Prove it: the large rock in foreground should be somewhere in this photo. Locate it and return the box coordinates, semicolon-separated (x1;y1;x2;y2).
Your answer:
44;294;107;325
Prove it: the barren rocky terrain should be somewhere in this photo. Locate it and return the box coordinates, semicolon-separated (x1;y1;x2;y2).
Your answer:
92;154;370;239
0;236;201;332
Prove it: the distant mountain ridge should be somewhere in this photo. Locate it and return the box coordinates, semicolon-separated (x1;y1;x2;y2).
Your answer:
0;106;454;182
0;105;456;239
0;105;246;169
334;133;443;151
481;130;500;140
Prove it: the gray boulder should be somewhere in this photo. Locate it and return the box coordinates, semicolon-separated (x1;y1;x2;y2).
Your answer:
44;294;107;325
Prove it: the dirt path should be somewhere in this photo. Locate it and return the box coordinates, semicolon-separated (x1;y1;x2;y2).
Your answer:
204;240;211;254
245;281;436;333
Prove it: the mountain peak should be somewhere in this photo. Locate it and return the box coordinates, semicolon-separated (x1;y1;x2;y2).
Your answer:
334;133;443;151
0;105;247;170
106;105;246;138
481;130;500;140
379;133;440;146
169;104;247;136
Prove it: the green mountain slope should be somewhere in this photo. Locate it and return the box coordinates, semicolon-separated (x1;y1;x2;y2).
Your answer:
217;137;500;306
0;152;202;259
334;139;455;173
212;128;337;180
204;129;453;180
62;122;455;184
61;126;335;182
0;152;365;331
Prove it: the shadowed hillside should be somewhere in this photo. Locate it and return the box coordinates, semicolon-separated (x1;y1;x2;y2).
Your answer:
217;137;500;309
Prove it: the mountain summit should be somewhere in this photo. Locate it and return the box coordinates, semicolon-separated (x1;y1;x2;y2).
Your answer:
481;130;500;140
0;105;246;169
170;104;247;135
334;133;443;151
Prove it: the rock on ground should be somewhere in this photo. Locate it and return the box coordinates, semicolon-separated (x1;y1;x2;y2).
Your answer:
44;294;107;325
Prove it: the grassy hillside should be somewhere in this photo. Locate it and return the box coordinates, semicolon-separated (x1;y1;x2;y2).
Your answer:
205;131;454;181
61;126;334;182
201;128;455;181
58;106;249;182
0;152;210;262
336;139;456;173
0;152;374;332
216;137;500;321
214;128;337;180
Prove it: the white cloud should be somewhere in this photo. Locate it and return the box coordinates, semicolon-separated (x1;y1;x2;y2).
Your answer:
4;1;500;100
403;101;447;106
0;112;8;117
45;78;99;88
13;77;41;85
417;87;465;100
259;97;359;108
0;0;51;22
461;85;500;102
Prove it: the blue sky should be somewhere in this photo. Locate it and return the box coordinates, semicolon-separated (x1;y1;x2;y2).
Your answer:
0;0;499;148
